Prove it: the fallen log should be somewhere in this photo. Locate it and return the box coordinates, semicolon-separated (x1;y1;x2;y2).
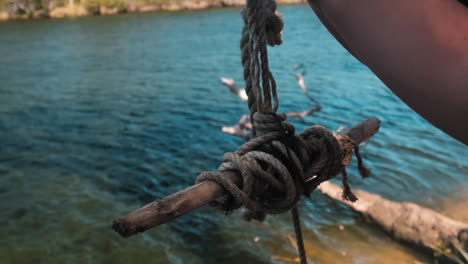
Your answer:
317;181;468;260
112;117;381;238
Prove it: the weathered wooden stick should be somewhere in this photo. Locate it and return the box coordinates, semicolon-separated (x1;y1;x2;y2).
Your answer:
317;181;468;255
112;172;241;237
112;117;381;238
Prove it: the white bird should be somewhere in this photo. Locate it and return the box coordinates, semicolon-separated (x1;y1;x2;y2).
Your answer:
221;115;252;139
285;105;322;120
220;77;248;101
295;73;307;94
295;72;322;108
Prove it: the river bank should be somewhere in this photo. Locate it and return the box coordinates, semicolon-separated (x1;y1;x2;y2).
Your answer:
0;0;305;21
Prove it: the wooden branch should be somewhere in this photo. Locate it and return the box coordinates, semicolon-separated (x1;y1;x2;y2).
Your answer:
112;117;381;238
112;172;240;237
317;181;468;257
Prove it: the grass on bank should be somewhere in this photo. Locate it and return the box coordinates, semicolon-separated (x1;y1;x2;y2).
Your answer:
0;0;224;17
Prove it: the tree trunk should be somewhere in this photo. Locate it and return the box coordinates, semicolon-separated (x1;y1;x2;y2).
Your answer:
318;181;468;258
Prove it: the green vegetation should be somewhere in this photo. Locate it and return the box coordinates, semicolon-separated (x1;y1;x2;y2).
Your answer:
432;239;468;264
0;0;303;20
0;0;126;17
0;0;215;19
0;0;6;11
81;0;99;14
102;0;127;11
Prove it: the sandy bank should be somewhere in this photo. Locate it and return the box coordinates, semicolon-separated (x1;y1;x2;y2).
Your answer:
0;0;306;21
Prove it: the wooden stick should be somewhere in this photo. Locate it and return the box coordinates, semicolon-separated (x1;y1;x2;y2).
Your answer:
112;117;381;237
112;172;241;237
317;181;468;258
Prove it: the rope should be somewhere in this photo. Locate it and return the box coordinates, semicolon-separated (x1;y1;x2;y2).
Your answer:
291;207;307;264
198;116;342;218
196;118;370;261
196;1;372;262
241;0;283;134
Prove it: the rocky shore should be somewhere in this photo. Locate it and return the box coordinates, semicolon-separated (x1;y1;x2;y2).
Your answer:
0;0;306;21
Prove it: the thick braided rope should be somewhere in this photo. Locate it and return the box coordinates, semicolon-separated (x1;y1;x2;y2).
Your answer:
197;113;345;221
241;0;283;125
195;115;369;262
197;1;371;263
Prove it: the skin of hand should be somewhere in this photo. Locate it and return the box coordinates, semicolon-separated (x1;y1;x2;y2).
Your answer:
307;0;468;144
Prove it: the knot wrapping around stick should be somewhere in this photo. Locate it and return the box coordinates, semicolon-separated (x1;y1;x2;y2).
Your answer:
252;112;293;136
196;114;371;221
110;117;380;239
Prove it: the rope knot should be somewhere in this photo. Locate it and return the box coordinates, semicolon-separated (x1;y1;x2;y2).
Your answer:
195;124;368;222
241;0;283;47
234;1;375;262
261;0;283;46
265;10;283;46
252;112;294;136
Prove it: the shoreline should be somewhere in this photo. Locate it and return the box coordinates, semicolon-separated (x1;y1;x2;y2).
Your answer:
0;0;306;22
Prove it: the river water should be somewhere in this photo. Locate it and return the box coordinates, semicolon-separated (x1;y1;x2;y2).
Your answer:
0;4;466;264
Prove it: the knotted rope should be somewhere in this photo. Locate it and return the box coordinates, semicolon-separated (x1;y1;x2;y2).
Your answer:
196;1;371;263
240;0;283;125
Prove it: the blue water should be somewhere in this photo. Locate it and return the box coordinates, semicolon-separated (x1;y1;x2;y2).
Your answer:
0;4;466;264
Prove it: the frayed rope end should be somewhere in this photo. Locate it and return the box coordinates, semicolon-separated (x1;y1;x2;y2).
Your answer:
341;168;358;202
354;146;372;178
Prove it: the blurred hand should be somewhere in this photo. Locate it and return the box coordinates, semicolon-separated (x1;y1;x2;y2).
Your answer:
308;0;468;144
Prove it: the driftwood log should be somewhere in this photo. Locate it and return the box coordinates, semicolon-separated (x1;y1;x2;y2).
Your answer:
112;117;381;238
318;181;468;258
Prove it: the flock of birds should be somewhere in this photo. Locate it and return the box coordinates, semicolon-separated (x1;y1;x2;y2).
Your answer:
220;64;322;138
